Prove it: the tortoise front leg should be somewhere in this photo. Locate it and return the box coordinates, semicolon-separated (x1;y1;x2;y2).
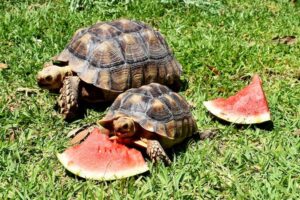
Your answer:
147;139;171;165
58;76;81;119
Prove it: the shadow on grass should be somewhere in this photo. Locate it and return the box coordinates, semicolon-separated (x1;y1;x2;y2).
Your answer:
207;112;274;131
178;77;189;92
167;128;219;162
54;101;112;122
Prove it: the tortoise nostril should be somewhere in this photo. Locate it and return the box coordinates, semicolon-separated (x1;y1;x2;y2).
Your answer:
45;75;52;82
116;132;122;137
115;127;121;132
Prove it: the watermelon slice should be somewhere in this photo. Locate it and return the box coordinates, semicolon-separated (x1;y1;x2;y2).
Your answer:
57;128;148;181
203;74;271;124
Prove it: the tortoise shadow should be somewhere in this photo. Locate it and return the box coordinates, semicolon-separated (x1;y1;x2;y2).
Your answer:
167;139;191;160
168;110;275;160
177;78;189;92
82;101;112;113
54;101;112;122
167;130;218;162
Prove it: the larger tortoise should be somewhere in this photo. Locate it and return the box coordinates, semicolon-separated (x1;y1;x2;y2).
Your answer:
37;19;182;119
99;83;197;164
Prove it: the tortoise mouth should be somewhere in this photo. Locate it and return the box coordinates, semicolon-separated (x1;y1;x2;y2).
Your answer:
115;132;125;137
115;131;132;138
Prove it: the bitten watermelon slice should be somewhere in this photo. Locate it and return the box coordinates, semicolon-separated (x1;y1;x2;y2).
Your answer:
57;128;148;181
203;74;271;124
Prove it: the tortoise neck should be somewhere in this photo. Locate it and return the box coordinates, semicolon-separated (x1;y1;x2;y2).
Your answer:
60;65;73;76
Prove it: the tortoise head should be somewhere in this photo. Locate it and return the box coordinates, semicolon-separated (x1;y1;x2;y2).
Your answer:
112;117;136;138
37;64;72;90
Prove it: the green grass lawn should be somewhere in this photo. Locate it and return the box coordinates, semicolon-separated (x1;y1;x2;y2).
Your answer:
1;0;300;199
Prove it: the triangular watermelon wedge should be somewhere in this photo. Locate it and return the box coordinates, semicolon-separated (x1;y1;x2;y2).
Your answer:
203;74;271;124
57;128;148;181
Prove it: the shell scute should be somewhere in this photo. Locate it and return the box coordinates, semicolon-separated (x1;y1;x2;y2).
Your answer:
146;98;172;122
182;118;189;137
170;93;190;114
129;85;153;97
145;83;165;97
77;65;98;85
95;69;111;90
139;119;155;132
155;30;173;54
89;23;121;40
175;120;183;138
68;28;88;46
160;94;182;117
141;29;169;59
154;123;167;137
91;40;124;68
125;94;150;114
165;120;176;138
118;33;148;64
110;19;143;32
110;65;129;91
68;34;92;59
143;61;158;84
129;64;145;88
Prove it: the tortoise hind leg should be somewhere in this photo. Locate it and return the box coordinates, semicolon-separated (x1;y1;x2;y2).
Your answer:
198;128;219;140
147;139;171;165
58;76;81;120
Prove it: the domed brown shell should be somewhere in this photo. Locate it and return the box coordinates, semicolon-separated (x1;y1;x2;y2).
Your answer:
100;83;197;141
55;19;182;92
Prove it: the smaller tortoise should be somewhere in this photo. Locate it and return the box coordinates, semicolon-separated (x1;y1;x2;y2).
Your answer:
99;83;197;164
37;19;182;119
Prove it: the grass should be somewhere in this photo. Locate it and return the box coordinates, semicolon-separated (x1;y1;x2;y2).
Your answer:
0;0;300;199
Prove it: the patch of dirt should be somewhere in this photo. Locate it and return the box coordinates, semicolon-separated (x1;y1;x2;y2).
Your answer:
293;129;300;136
207;65;221;76
0;63;8;70
6;127;20;142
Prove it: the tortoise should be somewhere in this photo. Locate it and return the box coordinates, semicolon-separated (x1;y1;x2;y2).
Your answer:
98;83;197;164
37;19;182;119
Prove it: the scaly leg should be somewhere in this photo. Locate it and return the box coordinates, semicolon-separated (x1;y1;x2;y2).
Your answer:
58;76;80;120
147;139;171;165
198;128;219;140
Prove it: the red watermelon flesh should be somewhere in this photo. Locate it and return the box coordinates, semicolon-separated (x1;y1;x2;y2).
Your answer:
203;74;271;124
57;128;148;181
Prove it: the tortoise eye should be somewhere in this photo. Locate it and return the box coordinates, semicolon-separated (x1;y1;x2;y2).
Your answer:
123;123;128;129
45;75;52;82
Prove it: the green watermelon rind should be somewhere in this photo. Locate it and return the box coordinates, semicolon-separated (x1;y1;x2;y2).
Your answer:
57;152;149;181
203;100;271;124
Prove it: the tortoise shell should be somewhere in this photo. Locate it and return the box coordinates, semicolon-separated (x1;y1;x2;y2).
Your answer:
100;83;197;142
55;19;182;92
